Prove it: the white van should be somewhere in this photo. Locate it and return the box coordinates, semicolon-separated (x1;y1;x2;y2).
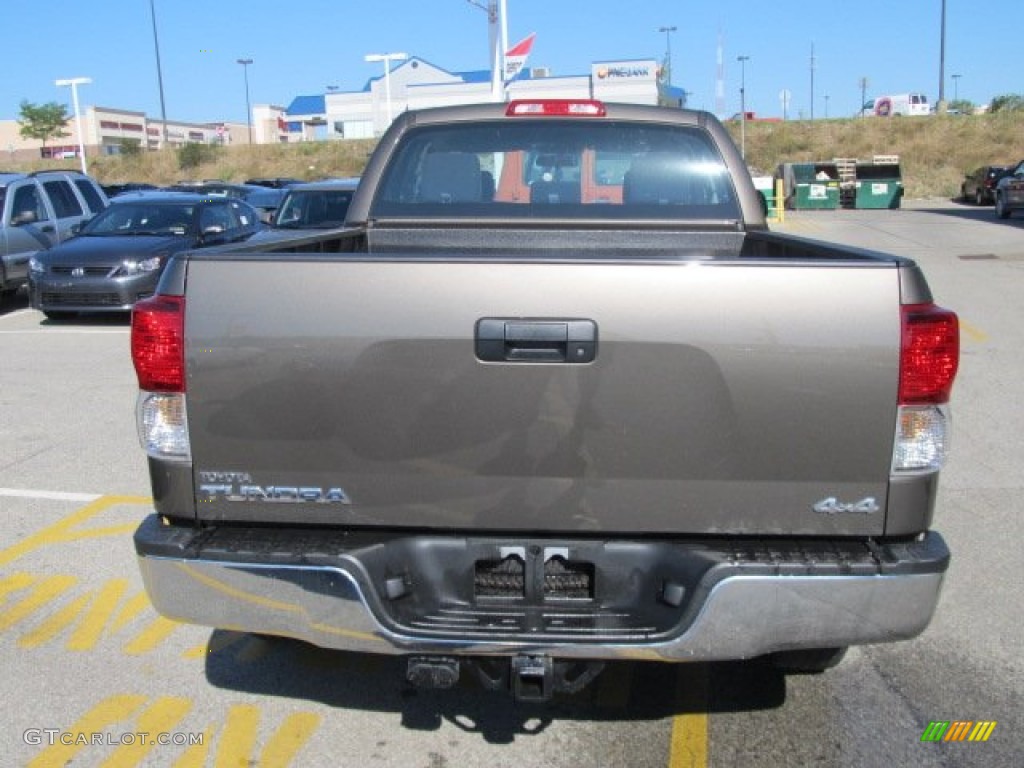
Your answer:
862;93;931;117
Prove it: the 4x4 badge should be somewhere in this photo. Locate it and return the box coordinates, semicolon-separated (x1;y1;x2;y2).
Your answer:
812;497;879;515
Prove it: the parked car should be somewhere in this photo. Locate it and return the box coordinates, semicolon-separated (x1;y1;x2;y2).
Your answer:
28;192;263;319
273;178;359;228
961;165;1009;205
1;170;108;300
102;182;158;198
247;178;359;244
167;182;287;223
245;177;303;189
994;160;1024;219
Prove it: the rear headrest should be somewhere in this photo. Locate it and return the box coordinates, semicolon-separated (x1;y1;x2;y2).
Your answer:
623;154;691;205
419;152;482;203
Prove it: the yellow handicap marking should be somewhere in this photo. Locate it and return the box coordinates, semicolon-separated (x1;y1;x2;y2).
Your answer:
0;495;150;567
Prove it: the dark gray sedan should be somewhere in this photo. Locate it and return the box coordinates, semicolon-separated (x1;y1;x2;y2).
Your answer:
28;193;264;318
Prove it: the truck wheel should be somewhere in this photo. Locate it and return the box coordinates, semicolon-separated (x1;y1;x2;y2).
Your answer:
975;189;985;206
768;646;848;674
995;194;1011;219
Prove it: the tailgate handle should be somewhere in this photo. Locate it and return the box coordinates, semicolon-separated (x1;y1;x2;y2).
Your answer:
475;318;597;364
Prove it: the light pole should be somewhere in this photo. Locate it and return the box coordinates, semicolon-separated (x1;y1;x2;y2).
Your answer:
149;0;168;148
737;55;750;159
55;77;91;174
237;59;253;144
939;0;947;107
951;73;961;104
658;26;677;86
365;52;408;130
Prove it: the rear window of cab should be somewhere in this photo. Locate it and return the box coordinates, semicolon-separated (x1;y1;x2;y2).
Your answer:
371;120;740;221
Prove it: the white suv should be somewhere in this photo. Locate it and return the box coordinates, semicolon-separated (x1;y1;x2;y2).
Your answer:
0;170;109;300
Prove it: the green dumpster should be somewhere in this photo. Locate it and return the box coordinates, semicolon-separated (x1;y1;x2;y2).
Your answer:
854;163;903;209
778;163;840;210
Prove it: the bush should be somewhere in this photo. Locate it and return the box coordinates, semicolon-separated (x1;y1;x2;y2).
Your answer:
177;142;220;171
989;94;1024;113
118;138;142;157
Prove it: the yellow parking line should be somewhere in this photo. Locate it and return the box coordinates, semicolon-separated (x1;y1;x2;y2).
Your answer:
0;574;78;632
0;495;149;567
260;712;322;767
214;705;260;768
105;697;192;767
959;320;989;343
668;666;709;768
27;694;148;768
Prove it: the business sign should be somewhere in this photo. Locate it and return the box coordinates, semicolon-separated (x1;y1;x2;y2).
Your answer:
593;61;656;81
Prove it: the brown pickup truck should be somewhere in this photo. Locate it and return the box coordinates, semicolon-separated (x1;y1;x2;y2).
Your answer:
130;100;959;701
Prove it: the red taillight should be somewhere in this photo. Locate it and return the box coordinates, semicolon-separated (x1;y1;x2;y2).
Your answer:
132;295;185;393
900;303;959;404
505;99;607;117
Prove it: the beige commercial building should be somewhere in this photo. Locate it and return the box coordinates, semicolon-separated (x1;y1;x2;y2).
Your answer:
1;105;249;163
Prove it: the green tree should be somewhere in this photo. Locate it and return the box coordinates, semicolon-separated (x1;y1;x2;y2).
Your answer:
948;99;975;115
18;100;71;148
989;94;1024;113
118;138;142;157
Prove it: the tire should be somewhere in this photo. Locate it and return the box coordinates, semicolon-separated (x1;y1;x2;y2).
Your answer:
975;189;984;206
995;193;1011;219
769;647;848;674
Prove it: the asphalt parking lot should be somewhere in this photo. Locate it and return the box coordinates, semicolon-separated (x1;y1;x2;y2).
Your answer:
1;200;1021;767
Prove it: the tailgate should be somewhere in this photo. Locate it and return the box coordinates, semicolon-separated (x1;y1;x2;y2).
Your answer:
185;257;900;536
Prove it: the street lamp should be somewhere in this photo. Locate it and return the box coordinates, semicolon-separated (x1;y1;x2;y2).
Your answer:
237;58;253;144
737;55;750;159
658;26;677;85
365;52;408;130
149;0;168;148
55;77;91;174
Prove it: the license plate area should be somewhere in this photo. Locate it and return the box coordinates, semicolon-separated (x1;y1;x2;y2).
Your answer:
474;547;596;601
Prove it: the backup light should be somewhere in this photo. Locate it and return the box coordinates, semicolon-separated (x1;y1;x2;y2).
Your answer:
892;405;949;473
505;99;607;117
137;392;190;459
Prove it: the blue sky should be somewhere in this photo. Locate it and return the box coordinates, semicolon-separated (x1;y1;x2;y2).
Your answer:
3;0;1021;126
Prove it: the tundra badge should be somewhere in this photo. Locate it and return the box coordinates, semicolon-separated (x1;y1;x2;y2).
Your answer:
198;471;351;504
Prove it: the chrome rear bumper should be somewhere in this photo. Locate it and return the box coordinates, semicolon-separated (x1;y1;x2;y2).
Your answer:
135;516;948;662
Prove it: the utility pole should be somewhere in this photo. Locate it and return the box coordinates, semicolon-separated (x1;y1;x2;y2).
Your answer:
737;55;750;159
149;0;168;148
938;0;947;108
809;43;816;120
859;76;869;116
237;59;253;144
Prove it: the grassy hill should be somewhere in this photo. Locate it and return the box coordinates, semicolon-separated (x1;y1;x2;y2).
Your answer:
13;112;1024;200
